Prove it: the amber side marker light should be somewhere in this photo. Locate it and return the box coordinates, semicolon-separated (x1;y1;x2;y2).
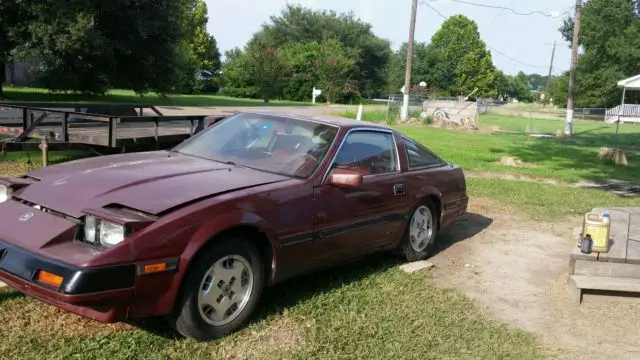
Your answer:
137;259;179;276
36;270;64;288
143;263;168;274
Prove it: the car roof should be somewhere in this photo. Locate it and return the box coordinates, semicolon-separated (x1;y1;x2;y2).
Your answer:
234;109;394;131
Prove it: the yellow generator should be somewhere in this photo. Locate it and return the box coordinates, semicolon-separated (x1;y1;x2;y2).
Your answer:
579;212;612;254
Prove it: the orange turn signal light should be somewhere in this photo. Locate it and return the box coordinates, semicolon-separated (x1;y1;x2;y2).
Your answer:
37;270;64;288
143;263;168;274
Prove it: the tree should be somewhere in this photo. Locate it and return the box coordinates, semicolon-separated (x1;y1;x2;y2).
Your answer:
178;0;221;93
218;48;259;99
513;71;533;101
430;15;497;97
281;39;356;103
558;0;640;107
251;4;391;99
0;0;29;97
244;39;290;103
312;39;355;103
6;0;189;95
493;70;511;100
385;42;453;96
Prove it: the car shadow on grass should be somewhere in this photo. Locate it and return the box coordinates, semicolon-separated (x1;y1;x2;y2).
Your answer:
0;288;24;302
124;212;494;339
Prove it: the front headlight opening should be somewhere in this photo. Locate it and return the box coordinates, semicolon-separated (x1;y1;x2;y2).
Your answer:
0;185;12;203
83;216;126;248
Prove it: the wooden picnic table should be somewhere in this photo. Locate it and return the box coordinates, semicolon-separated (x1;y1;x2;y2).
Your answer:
568;207;640;303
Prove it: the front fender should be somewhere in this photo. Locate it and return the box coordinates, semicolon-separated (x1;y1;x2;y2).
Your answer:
129;209;278;318
182;210;278;267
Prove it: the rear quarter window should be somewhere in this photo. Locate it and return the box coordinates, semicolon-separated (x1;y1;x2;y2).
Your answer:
402;137;445;169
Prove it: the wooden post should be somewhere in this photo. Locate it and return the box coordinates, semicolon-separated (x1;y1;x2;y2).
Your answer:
108;117;117;147
401;0;419;121
62;112;69;142
564;0;583;136
22;108;28;131
39;137;49;167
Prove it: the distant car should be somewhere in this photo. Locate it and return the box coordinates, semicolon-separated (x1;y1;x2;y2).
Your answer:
0;111;468;340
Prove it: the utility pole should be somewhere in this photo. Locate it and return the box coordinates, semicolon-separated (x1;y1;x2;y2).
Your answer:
543;41;556;108
401;0;419;121
564;0;582;136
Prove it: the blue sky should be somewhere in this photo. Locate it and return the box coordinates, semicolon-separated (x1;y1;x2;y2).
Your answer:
207;0;575;76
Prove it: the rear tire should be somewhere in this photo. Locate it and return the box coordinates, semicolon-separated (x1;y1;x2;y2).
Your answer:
398;201;438;262
169;237;265;341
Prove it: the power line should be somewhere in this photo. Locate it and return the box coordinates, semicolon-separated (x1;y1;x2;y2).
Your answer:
486;45;547;68
448;0;573;18
420;1;549;69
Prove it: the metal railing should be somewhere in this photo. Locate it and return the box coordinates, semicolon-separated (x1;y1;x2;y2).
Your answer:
0;103;213;148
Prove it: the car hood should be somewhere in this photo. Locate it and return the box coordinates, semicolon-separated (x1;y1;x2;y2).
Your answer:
15;151;291;218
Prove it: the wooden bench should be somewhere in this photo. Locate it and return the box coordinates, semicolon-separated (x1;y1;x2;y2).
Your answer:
568;207;640;304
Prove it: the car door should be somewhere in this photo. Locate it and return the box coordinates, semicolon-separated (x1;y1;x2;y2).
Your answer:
312;128;412;265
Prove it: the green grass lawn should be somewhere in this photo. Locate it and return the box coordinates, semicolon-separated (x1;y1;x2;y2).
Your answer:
468;178;640;219
1;86;310;107
480;114;639;141
1;149;97;177
0;254;544;360
395;124;640;185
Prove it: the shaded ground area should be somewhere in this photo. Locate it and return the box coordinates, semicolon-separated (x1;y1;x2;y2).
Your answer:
431;198;640;360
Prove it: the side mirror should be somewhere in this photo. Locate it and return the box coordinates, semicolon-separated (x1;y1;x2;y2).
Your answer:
326;168;363;188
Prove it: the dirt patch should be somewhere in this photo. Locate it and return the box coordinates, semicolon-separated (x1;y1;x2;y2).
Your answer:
496;156;538;168
430;198;640;359
224;317;306;359
465;171;564;186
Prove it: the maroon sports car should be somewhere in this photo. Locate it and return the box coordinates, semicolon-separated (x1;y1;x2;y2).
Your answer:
0;111;468;340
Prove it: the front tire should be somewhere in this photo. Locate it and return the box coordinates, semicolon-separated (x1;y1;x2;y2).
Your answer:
398;201;438;262
169;237;265;341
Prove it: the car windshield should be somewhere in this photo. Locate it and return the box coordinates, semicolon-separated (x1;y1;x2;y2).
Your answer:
174;112;340;177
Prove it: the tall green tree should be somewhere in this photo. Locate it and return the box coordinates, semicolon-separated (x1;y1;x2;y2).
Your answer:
219;48;259;98
558;0;640;107
251;4;391;98
312;39;355;104
430;15;497;97
281;39;355;103
9;0;188;95
178;0;221;93
243;39;290;103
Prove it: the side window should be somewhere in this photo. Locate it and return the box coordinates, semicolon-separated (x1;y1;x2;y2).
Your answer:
333;131;398;175
403;138;443;169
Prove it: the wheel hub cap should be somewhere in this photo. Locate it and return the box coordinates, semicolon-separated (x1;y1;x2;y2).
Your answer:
409;205;434;252
197;255;254;326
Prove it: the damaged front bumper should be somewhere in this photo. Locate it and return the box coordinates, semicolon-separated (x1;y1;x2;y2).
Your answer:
0;240;136;322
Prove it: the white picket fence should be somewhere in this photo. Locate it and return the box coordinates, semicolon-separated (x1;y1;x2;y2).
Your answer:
604;104;640;124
